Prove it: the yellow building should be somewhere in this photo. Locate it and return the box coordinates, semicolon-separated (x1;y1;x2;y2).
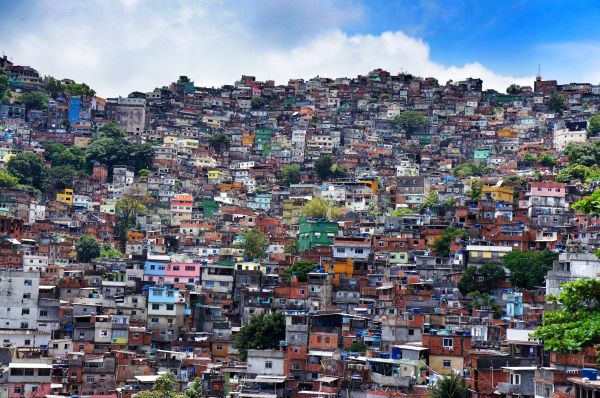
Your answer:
324;258;353;285
482;185;514;202
241;133;255;147
208;170;223;180
56;188;74;205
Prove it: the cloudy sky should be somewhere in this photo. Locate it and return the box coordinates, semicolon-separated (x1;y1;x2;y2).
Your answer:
1;0;598;97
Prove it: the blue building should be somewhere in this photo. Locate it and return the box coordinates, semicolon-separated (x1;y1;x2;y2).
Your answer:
68;96;81;123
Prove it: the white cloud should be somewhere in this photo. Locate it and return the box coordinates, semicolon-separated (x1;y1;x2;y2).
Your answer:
1;1;533;96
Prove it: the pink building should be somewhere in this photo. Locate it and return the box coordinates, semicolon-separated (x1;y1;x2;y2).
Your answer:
162;262;202;286
529;182;566;198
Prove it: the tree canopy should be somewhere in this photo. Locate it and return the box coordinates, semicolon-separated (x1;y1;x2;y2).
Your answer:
283;260;315;282
76;234;102;263
234;311;285;360
588;112;600;137
501;250;557;290
506;84;521;95
0;169;19;188
433;227;468;257
428;373;467;398
453;162;489;177
209;134;229;152
20;92;48;109
302;198;341;219
458;264;506;295
572;189;600;215
315;154;334;180
565;142;600;167
393;111;429;137
6;152;49;191
282;164;301;185
236;228;268;260
532;278;600;353
548;93;566;113
134;372;203;398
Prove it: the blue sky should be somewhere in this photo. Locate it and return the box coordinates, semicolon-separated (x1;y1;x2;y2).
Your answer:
1;0;598;96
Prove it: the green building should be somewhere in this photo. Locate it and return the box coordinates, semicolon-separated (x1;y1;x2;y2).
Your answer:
298;217;339;252
255;128;273;156
201;198;220;218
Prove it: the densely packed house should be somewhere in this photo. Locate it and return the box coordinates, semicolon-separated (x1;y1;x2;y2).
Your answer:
0;55;599;398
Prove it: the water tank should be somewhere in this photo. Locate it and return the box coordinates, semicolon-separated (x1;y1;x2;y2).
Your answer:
581;368;598;381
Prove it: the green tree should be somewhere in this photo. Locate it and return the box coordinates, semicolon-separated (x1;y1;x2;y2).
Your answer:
302;198;341;219
418;190;439;214
523;152;537;165
99;121;126;139
345;341;367;353
100;244;124;259
135;372;179;398
532;278;600;353
556;164;600;183
20;92;48;109
0;169;19;188
115;198;148;247
572;189;600;215
236;228;268;260
378;93;389;102
390;207;415;216
44;76;64;98
0;75;10;104
588;112;600;137
76;234;102;263
539;152;557;167
501;250;557;290
428;373;467;398
282;164;301;185
469;178;483;200
458;264;506;295
283;260;315;282
548;93;566;114
453;162;489;177
64;82;95;97
48;165;81;189
506;84;521;95
283;240;298;255
433;227;468;257
251;97;264;109
209;134;230;152
6;152;49;191
393;111;429;137
234;312;285;360
565;142;600;167
315;154;333;180
331;164;348;178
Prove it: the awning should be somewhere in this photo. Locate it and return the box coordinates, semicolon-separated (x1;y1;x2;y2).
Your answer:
317;376;338;383
135;375;161;383
9;363;52;369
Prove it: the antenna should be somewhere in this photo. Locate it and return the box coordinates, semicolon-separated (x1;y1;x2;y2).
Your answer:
537;64;541;79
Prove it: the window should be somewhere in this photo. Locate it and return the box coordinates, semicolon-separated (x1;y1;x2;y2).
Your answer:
292;363;301;370
442;338;454;348
100;330;108;337
152;304;160;310
40;310;48;317
166;304;174;311
24;369;34;376
510;373;521;385
265;360;273;369
38;369;50;376
185;266;195;271
24;279;33;286
216;344;223;350
13;386;21;393
442;360;452;368
22;309;30;315
20;322;28;329
23;293;31;299
24;339;31;345
87;376;95;383
172;266;180;271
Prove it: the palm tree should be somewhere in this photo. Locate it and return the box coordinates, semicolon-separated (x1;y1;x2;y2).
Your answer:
429;373;467;398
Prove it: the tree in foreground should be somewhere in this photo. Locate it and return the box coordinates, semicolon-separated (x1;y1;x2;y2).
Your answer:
501;250;556;290
76;235;102;263
236;228;268;260
283;260;315;282
0;169;18;188
532;278;600;353
315;154;334;180
234;311;285;360
572;189;600;215
428;373;467;398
